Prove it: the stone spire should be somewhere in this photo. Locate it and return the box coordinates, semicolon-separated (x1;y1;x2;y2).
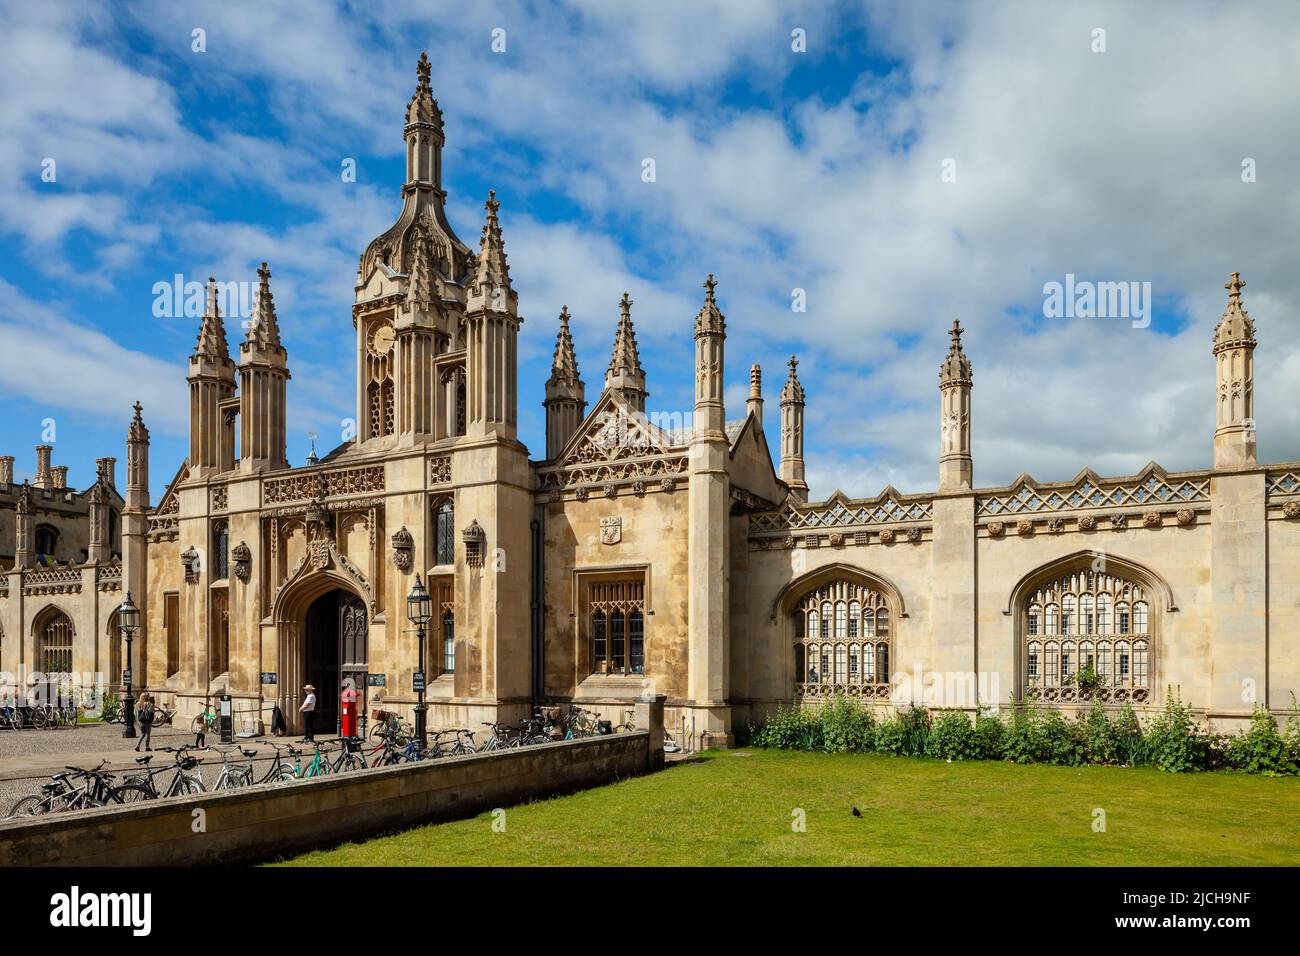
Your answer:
125;401;150;513
605;291;647;412
239;262;290;472
195;277;232;361
358;53;468;286
404;51;444;189
467;190;517;317
550;306;581;386
406;227;435;313
939;318;972;386
692;273;727;438
1213;271;1257;467
694;272;726;337
464;192;521;437
544;306;587;459
244;262;285;355
406;50;444;133
939;319;973;490
189;278;236;477
779;356;808;501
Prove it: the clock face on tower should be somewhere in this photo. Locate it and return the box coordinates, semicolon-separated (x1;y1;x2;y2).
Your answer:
368;321;396;357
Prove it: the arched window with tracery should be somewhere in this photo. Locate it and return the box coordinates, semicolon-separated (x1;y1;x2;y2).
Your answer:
794;578;894;699
434;498;455;566
36;610;75;704
1022;568;1153;703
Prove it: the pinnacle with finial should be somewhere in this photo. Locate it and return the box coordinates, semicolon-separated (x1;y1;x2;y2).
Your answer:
194;275;231;362
780;354;805;405
694;273;725;336
1214;270;1256;353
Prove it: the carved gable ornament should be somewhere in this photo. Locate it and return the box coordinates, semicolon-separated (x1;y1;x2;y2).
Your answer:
600;516;622;545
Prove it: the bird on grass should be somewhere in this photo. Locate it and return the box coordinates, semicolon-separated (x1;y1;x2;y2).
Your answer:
851;806;862;817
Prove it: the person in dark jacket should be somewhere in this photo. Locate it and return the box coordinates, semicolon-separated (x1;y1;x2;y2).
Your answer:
135;693;155;752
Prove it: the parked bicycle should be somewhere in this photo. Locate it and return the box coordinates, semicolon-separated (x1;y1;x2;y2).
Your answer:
112;746;208;802
8;761;121;817
211;746;260;790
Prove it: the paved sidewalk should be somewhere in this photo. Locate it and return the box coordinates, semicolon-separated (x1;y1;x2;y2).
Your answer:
0;722;311;810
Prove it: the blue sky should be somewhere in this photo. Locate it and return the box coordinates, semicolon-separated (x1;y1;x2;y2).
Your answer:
2;0;1299;499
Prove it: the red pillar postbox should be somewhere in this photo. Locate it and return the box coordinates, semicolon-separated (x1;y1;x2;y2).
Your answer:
340;684;358;737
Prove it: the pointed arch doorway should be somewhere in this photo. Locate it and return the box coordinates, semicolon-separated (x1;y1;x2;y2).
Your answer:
301;589;369;735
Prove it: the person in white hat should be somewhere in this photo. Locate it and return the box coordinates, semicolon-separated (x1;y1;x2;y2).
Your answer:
299;684;317;742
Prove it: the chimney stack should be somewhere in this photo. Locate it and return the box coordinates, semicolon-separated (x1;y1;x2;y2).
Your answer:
0;456;13;486
33;445;52;489
50;465;68;489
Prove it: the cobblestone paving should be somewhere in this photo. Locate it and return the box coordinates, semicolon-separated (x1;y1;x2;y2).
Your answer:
0;722;322;813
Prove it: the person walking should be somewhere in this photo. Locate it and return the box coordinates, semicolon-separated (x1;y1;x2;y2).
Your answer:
191;708;207;749
134;693;155;752
300;684;317;742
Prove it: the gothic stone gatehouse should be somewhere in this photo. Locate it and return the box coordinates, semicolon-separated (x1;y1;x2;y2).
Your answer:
0;447;125;692
7;56;1298;744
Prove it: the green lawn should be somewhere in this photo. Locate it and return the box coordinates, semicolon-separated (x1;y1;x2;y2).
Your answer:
278;750;1300;866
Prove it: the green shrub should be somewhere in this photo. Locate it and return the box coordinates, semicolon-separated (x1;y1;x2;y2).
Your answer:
1146;688;1211;773
1111;702;1149;766
899;705;932;757
1222;707;1297;776
973;712;1007;759
927;710;978;761
1080;699;1118;764
1004;702;1084;765
873;712;908;755
821;693;876;753
753;704;825;751
1038;710;1086;766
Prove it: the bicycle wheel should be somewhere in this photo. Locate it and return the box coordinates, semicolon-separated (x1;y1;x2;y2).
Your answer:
8;795;52;817
179;775;206;795
27;708;47;729
338;753;365;773
112;783;154;804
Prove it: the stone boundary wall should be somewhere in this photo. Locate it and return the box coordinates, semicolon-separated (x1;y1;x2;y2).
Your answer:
0;708;663;866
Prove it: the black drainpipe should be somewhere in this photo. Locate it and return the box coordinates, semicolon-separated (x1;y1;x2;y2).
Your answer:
530;504;545;707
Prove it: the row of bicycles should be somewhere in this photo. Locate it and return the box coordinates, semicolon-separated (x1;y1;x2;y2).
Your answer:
4;706;638;818
0;703;80;730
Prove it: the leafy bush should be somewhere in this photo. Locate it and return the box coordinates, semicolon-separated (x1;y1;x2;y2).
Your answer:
873;712;908;755
743;692;1292;776
750;704;823;751
1005;702;1084;766
1221;707;1297;776
972;712;1007;759
821;693;876;753
1110;702;1149;766
898;705;932;757
1080;699;1118;765
1146;688;1212;773
927;710;979;760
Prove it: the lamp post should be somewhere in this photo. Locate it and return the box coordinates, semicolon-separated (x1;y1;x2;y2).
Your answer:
407;574;433;752
119;592;140;739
